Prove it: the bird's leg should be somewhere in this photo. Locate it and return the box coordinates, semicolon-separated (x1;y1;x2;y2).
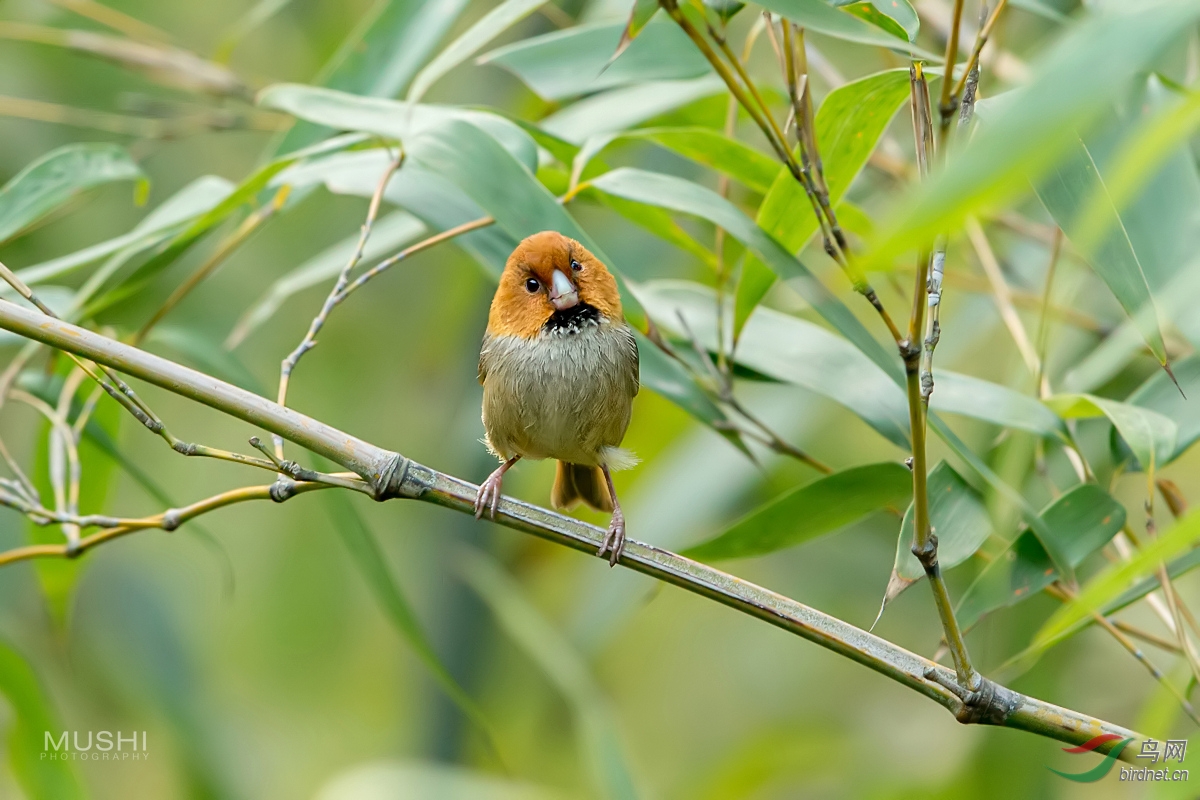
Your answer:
474;456;519;521
598;465;626;567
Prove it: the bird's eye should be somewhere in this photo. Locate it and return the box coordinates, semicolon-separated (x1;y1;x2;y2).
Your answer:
525;278;540;293
570;259;582;272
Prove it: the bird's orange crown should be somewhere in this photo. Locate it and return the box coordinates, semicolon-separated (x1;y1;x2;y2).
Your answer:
487;231;623;339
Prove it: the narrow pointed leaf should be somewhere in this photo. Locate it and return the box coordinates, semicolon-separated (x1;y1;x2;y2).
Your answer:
1045;393;1177;475
956;484;1126;630
478;20;708;100
1128;354;1200;464
408;0;547;104
0;143;146;245
755;0;935;55
685;463;912;560
893;461;992;582
608;0;659;66
1034;135;1169;365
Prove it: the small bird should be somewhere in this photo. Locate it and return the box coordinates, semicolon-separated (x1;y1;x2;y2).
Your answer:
475;231;639;565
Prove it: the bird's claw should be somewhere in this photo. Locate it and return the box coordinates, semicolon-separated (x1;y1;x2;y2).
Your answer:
474;469;505;521
598;511;626;567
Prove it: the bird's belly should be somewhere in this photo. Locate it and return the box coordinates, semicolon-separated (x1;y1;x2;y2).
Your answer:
481;328;633;465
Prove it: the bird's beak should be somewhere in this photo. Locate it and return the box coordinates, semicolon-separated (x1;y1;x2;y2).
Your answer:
549;269;579;311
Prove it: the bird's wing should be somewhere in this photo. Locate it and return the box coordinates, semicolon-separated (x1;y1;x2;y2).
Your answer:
478;334;492;385
619;324;640;397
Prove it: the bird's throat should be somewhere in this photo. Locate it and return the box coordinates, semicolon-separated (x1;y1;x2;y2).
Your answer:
543;302;600;335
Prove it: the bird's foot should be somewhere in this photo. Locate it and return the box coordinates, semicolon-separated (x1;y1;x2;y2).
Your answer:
474;466;507;520
598;509;626;567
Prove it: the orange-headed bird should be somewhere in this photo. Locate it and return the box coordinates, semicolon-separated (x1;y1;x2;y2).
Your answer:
475;231;639;564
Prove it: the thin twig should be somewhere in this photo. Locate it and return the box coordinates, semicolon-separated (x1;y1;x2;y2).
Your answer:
950;0;1009;103
275;148;405;457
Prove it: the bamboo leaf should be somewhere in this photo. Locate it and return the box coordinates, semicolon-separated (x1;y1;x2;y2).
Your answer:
684;463;912;560
408;0;548;104
539;75;724;144
0;143;146;245
0;640;85;800
1128;354;1200;464
1044;393;1177;475
608;0;659;65
755;0;935;56
956;484;1126;630
478;19;709;101
892;461;992;582
574;127;780;194
734;68;914;336
271;0;471;154
259;83;539;171
1034;135;1169;366
836;1;919;42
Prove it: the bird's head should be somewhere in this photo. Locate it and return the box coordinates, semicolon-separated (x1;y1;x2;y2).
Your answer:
487;231;623;338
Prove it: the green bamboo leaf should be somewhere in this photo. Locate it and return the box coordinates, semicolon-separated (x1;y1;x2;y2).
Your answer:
956;484;1126;630
459;550;640;800
1010;0;1068;22
408;0;547;104
0;640;85;800
0;143;146;245
317;760;567;800
589;190;718;271
607;0;658;66
259;83;538;171
1034;507;1200;653
271;0;471;154
684;463;912;561
574;127;780;194
540;75;724;144
893;461;993;582
836;1;919;42
478;20;709;100
1128;354;1200;464
1045;394;1177;475
1034;135;1169;366
756;0;935;56
13;175;232;292
734;68;914;336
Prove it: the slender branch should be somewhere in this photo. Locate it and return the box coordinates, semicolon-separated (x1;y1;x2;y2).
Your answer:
0;299;1148;759
950;0;1009;103
905;63;978;692
937;0;966;140
0;478;343;567
275;148;405;457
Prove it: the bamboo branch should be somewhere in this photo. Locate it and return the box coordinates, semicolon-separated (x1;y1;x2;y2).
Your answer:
0;292;1147;761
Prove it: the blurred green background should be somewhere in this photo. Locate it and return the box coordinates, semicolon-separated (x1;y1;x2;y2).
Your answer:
0;0;1198;797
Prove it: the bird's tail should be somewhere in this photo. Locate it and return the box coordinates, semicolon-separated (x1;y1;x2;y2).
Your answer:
551;461;613;512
